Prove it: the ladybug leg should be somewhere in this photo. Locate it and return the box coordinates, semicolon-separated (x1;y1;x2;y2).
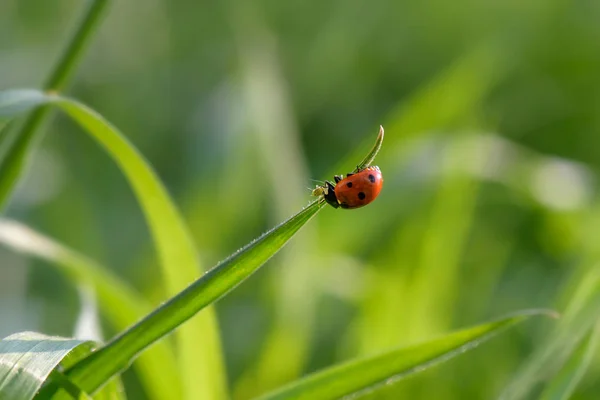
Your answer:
334;175;343;183
323;181;340;208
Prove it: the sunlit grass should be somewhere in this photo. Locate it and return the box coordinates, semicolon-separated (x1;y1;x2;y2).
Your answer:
3;1;600;399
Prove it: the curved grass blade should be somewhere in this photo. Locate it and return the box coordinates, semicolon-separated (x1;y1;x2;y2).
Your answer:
0;332;93;400
355;125;384;172
52;96;227;399
0;89;227;399
256;310;555;400
62;198;325;394
539;322;600;400
0;219;180;400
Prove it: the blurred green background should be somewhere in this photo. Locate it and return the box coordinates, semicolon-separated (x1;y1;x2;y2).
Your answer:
2;0;600;398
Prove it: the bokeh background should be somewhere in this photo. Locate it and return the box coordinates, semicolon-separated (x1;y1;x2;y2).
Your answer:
2;0;600;398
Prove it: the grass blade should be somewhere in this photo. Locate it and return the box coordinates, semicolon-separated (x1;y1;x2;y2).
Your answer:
256;310;554;400
0;89;227;399
539;322;600;400
63;198;325;393
355;125;384;172
0;332;93;400
53;96;227;399
499;266;600;400
0;219;181;400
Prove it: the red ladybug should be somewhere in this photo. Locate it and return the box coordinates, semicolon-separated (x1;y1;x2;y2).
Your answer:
314;166;383;209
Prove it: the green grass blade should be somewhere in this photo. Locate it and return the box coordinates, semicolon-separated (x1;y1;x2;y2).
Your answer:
42;0;110;93
63;198;325;394
0;219;180;400
0;332;93;400
256;310;554;400
52;96;227;399
539;322;600;400
499;266;600;400
0;89;227;399
355;125;384;171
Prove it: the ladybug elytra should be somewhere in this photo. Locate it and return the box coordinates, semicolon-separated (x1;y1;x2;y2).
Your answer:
313;166;383;209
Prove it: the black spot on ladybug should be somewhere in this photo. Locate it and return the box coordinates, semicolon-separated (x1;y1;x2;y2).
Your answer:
358;192;366;200
346;182;353;188
368;174;376;183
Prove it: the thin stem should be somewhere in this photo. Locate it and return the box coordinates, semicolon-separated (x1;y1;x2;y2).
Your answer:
0;0;110;210
44;0;110;92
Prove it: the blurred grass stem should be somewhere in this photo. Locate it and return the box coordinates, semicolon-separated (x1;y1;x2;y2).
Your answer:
0;0;110;209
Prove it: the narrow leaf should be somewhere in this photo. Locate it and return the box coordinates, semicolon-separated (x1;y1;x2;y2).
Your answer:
499;267;600;400
539;323;600;400
256;310;555;400
0;332;93;400
52;96;227;399
355;125;384;172
63;199;325;394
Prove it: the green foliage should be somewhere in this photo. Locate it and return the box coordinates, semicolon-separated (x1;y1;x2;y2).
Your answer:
3;0;600;399
0;90;226;399
0;219;180;400
0;332;92;400
60;197;325;395
355;126;385;172
500;266;600;399
0;90;548;399
539;324;600;400
50;95;227;399
258;311;551;400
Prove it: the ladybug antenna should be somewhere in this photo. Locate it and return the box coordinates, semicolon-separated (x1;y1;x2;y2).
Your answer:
354;125;384;172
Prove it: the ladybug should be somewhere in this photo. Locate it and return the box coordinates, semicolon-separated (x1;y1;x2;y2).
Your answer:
313;166;383;209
